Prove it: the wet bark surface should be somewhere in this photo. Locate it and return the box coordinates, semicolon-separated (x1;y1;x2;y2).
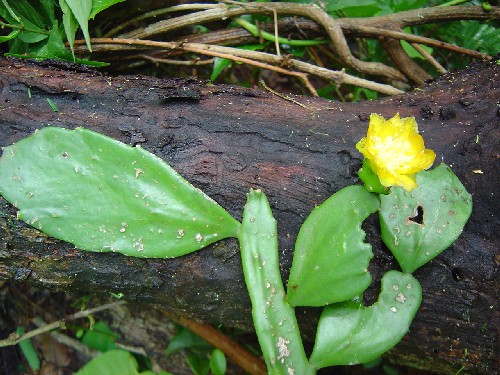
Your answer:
0;57;498;374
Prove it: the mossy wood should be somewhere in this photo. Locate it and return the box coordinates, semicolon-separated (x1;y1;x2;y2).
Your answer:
0;57;497;374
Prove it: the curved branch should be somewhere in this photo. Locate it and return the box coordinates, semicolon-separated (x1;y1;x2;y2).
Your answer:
117;3;498;80
381;37;432;85
74;38;405;95
104;4;222;37
0;301;127;347
119;2;406;81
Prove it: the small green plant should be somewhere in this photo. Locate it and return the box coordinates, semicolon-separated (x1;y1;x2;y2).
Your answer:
0;114;472;373
166;325;227;375
76;349;173;375
15;327;40;372
75;320;178;374
0;0;124;65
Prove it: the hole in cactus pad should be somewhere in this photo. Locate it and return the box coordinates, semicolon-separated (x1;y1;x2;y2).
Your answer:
408;205;424;225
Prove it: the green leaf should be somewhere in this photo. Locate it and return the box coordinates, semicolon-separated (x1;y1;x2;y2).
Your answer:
81;321;118;352
387;0;429;13
90;0;126;19
309;271;422;368
16;327;41;371
380;164;472;273
75;349;140;375
165;327;212;356
64;0;92;51
59;0;78;57
239;189;314;375
286;185;379;307
0;127;240;258
10;1;48;28
210;57;232;81
40;0;56;24
324;0;384;17
6;22;108;66
3;1;51;43
187;351;210;375
1;0;21;22
434;20;500;56
16;22;70;59
46;97;59;112
209;349;227;375
400;37;433;60
0;29;20;42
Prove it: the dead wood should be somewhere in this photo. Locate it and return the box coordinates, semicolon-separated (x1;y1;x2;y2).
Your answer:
0;57;498;374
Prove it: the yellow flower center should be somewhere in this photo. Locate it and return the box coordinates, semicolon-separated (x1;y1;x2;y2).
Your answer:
356;114;436;191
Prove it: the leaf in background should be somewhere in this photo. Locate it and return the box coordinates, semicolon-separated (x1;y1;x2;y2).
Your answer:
210;57;232;81
286;186;379;307
10;1;47;29
401;40;433;60
8;22;74;62
2;1;50;44
380;164;472;273
16;23;49;43
81;321;118;352
64;0;92;51
40;0;56;24
75;349;139;375
90;0;126;19
0;127;240;258
8;22;67;58
401;28;433;59
3;17;104;66
59;0;78;57
387;0;429;12
324;0;384;17
309;271;422;368
1;0;21;22
0;29;20;42
165;326;212;356
209;349;227;375
438;20;500;56
16;327;41;372
188;351;210;375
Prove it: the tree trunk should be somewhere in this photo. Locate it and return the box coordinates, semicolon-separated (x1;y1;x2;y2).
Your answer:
0;57;497;374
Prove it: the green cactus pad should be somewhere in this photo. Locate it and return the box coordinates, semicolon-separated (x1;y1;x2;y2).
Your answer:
239;189;314;375
0;127;240;258
379;163;472;273
286;185;379;307
310;271;422;367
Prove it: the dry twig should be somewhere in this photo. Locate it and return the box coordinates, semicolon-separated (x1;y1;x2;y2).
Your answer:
74;37;404;95
0;301;127;348
160;309;267;375
73;3;498;95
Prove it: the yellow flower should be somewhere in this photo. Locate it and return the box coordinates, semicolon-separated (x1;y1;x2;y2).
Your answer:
356;113;436;191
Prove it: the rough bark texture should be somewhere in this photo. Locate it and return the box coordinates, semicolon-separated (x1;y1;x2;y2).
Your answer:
0;57;498;374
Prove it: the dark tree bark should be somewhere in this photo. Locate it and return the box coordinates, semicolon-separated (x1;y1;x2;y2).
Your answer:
0;57;498;374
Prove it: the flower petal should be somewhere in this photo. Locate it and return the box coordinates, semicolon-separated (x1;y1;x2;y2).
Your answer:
356;114;435;191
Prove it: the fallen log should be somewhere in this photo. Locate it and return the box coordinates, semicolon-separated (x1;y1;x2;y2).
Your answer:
0;57;498;374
